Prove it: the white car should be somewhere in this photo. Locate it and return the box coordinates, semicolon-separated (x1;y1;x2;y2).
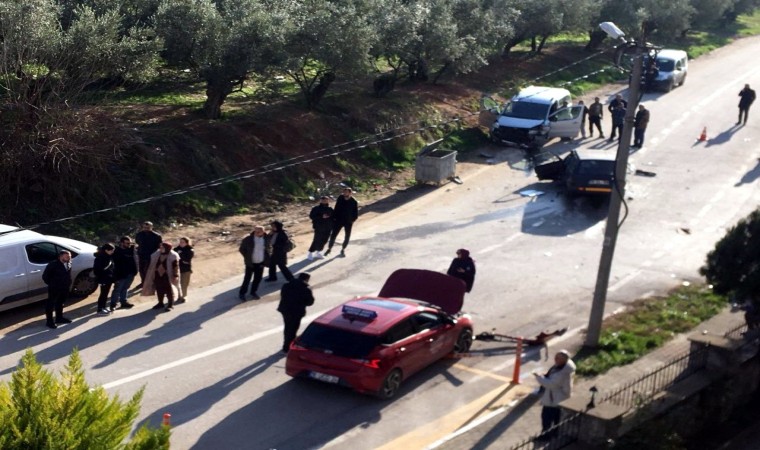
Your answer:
480;86;585;148
0;225;98;312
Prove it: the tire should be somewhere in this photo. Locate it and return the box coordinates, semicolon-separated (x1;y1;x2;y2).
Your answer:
454;328;473;353
679;75;686;86
376;369;402;400
71;270;97;297
665;80;674;92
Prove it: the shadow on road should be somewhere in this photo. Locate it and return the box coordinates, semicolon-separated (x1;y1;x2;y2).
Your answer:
520;191;608;237
735;159;760;187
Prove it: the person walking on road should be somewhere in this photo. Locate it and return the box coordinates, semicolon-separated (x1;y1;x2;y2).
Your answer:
239;226;270;301
308;196;334;260
111;236;138;310
588;97;604;138
446;249;476;293
738;84;756;125
135;221;162;286
277;273;315;353
142;242;180;312
325;188;359;257
632;104;650;149
534;350;576;441
174;237;194;304
42;250;74;329
93;243;116;316
607;94;627;140
266;221;295;283
610;102;626;142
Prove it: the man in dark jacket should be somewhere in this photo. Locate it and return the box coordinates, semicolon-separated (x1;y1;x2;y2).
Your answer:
607;94;627;141
308;196;334;260
135;221;162;285
111;236;138;310
42;250;73;329
610;102;626;142
266;220;295;283
632;104;650;148
738;84;756;125
277;273;315;353
93;243;116;316
239;226;270;301
325;188;359;257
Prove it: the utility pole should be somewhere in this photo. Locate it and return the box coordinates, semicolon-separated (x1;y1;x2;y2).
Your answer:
584;35;646;348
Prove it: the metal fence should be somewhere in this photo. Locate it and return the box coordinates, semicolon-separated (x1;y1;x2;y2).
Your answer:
724;322;748;340
508;412;582;450
598;345;709;412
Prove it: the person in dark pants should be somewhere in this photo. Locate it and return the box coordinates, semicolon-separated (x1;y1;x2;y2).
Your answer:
239;226;270;301
607;94;627;140
610;102;626;142
587;97;604;138
534;350;576;441
632;104;650;148
738;84;756;125
308;196;333;260
446;249;476;293
266;221;295;282
325;188;358;257
141;242;180;312
174;237;194;304
135;221;162;286
277;273;315;353
93;243;116;316
41;250;73;329
111;236;138;310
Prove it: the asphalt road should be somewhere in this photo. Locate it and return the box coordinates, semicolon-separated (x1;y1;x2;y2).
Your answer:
1;36;760;450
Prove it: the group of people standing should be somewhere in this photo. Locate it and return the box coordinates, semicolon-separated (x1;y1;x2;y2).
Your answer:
578;95;650;148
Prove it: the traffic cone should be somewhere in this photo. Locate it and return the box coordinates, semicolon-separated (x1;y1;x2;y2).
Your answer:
162;413;172;427
698;127;707;142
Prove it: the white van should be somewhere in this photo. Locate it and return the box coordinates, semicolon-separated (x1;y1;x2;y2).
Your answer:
647;49;688;92
479;86;585;148
0;225;98;312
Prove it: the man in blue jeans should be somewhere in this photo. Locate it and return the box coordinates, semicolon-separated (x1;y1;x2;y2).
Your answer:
111;236;138;310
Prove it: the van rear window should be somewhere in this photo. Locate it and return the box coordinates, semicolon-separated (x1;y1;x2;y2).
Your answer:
298;323;380;359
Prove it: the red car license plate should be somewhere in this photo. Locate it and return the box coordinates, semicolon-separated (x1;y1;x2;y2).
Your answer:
309;371;339;384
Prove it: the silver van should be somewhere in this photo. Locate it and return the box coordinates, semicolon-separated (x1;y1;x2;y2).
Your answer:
0;225;98;312
648;49;688;92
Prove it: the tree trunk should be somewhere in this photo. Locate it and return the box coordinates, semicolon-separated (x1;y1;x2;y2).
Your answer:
203;79;232;120
530;36;537;52
431;62;451;85
306;72;335;109
535;35;549;54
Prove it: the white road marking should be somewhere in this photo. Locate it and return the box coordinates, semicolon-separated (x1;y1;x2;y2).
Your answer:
100;308;330;390
480;233;521;254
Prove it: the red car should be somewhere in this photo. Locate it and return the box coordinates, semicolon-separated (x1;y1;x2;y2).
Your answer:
285;269;474;399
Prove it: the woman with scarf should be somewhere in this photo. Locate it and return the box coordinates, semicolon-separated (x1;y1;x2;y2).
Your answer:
446;249;476;293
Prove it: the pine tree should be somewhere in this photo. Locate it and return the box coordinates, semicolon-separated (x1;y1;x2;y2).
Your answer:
0;349;170;450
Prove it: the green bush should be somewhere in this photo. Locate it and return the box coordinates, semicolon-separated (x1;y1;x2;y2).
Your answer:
0;349;169;450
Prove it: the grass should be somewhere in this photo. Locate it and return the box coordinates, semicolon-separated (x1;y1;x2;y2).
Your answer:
575;285;727;377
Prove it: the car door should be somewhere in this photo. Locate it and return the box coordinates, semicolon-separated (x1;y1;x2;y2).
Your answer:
478;95;502;129
547;105;584;138
534;152;566;181
0;245;29;310
411;311;452;361
383;318;429;377
24;241;64;296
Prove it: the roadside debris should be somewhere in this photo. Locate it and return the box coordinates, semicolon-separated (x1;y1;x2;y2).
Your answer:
519;189;545;197
451;176;464;184
475;328;568;346
634;169;657;177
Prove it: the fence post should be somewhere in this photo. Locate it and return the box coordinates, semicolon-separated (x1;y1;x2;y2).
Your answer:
512;337;523;384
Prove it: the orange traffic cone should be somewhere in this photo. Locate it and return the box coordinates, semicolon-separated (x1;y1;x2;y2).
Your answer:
162;413;172;427
698;127;707;142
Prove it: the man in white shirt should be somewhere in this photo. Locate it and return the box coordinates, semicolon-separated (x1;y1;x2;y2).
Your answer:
238;226;270;301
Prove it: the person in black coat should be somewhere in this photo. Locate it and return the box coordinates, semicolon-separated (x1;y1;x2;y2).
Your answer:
308;196;334;260
447;249;476;293
111;236;138;310
41;250;73;329
277;273;315;352
607;94;627;141
174;237;194;304
738;84;756;125
135;221;162;285
326;188;359;257
93;243;116;315
266;220;295;282
239;226;270;301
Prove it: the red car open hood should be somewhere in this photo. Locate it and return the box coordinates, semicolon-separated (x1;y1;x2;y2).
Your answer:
378;269;465;315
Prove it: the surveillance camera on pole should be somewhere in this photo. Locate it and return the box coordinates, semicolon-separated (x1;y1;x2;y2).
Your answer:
599;22;626;42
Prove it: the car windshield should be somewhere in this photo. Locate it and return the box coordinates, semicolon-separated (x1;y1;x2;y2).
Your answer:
298;323;381;359
502;101;550;120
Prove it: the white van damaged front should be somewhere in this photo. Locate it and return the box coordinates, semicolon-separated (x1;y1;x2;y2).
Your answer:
491;115;548;147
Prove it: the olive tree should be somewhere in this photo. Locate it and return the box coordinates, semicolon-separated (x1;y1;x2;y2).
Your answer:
155;0;276;119
700;209;760;304
0;349;170;449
